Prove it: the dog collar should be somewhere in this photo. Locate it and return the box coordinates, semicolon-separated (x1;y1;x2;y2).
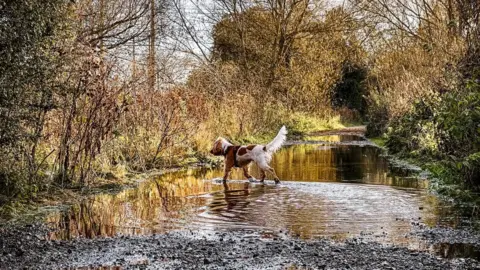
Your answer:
222;146;230;156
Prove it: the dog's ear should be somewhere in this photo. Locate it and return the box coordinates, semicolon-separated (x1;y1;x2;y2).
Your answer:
210;138;224;156
221;137;232;144
216;137;227;145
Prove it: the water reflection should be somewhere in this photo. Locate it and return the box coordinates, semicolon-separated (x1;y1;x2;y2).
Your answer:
431;242;480;259
45;141;475;259
47;170;234;239
204;144;427;188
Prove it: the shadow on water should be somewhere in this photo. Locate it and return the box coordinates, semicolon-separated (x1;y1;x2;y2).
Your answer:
45;135;479;260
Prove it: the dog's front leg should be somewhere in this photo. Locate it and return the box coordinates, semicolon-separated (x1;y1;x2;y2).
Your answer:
223;163;233;181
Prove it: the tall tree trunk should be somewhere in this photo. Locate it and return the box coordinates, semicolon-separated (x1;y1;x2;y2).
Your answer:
148;0;156;93
99;0;105;53
132;36;137;95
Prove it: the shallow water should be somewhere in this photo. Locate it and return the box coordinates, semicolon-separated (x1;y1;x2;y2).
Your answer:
45;135;476;258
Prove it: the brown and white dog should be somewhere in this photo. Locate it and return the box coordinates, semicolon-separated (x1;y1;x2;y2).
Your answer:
210;126;287;184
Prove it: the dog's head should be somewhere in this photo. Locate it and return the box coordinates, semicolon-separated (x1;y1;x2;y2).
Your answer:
210;137;226;156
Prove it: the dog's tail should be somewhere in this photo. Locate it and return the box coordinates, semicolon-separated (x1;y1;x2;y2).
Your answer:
265;125;287;153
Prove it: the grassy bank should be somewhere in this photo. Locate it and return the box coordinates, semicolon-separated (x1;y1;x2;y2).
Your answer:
235;114;346;144
367;135;480;214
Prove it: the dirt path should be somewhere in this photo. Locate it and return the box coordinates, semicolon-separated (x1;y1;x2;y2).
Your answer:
309;126;367;136
0;224;479;270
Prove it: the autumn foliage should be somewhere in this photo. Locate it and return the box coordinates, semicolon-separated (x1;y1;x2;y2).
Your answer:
1;0;479;202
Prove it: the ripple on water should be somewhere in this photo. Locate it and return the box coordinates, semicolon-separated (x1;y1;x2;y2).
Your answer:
192;181;429;244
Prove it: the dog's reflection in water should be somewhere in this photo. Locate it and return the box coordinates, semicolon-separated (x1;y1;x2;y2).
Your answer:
207;182;263;222
222;181;250;211
223;182;250;210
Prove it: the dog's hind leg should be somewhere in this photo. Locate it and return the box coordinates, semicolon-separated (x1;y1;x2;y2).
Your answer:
257;162;280;184
267;166;280;184
242;166;256;182
259;169;266;183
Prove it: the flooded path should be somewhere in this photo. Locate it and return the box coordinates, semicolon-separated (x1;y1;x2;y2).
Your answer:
2;132;479;269
45;135;473;253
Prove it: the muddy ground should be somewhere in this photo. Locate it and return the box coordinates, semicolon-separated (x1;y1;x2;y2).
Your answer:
1;223;479;270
